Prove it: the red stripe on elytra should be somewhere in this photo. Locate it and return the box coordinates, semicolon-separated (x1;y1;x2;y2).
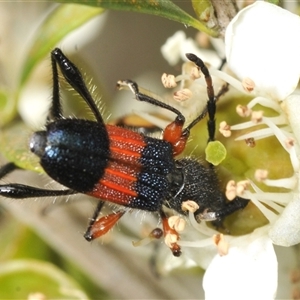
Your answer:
107;125;146;152
87;125;146;205
107;124;146;143
99;179;137;197
109;146;141;158
87;160;139;205
88;187;135;206
105;168;137;182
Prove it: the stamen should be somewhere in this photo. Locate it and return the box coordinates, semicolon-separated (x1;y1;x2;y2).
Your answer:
213;233;229;256
264;176;297;190
210;68;254;95
255;169;268;182
226;180;237;200
132;110;168;130
258;198;285;214
245;138;256;147
219;121;231;137
285;137;295;149
182;200;199;213
289;145;299;172
243;191;278;223
230;120;258;130
265;115;287;125
179;237;214;247
161;73;177;88
188;211;218;236
132;228;163;247
168;216;186;232
180;61;201;89
236;180;250;197
132;237;153;247
161;73;196;89
250;181;293;205
251;110;264;124
242;77;255;92
262;117;289;151
253;192;292;205
175;74;197;82
255;169;296;189
164;233;178;248
190;66;201;80
247;96;282;112
235;127;288;141
236;104;252;117
173;88;193;101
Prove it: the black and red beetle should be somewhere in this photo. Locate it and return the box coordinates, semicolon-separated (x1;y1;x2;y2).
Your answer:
0;48;249;256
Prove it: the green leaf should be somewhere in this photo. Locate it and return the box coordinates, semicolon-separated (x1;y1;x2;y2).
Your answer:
0;89;18;127
0;123;42;173
191;0;213;23
0;259;90;299
205;140;227;166
55;0;219;37
20;4;104;87
266;0;280;4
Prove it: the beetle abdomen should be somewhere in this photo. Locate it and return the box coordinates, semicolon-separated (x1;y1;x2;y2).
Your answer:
31;119;110;192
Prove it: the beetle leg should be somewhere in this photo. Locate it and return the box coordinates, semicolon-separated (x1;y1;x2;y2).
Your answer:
0;183;76;199
50;48;105;125
84;203;126;241
117;79;188;155
0;162;76;198
0;162;19;179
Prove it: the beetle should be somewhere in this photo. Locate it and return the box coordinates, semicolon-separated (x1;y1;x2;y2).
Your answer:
0;48;249;256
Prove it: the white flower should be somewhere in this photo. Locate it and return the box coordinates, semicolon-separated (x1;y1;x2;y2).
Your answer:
159;2;300;299
201;2;300;299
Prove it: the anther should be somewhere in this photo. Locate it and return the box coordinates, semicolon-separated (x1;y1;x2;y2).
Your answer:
181;200;199;213
173;88;193;101
190;66;201;80
251;110;264;123
213;233;229;256
242;77;255;92
161;73;177;88
245;138;256;147
168;216;186;232
236;104;252;117
255;169;268;182
219;121;231;137
285;137;295;149
226;180;237;201
236;180;250;196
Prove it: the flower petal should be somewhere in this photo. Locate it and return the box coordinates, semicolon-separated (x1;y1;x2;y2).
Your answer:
203;235;278;300
269;178;300;246
283;94;300;145
161;31;221;68
225;2;300;100
161;31;187;66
